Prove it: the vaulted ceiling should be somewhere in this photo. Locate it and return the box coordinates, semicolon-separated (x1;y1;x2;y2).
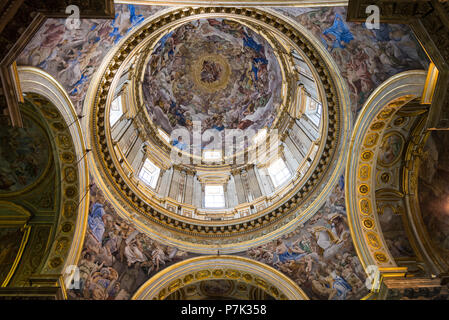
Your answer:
0;0;449;301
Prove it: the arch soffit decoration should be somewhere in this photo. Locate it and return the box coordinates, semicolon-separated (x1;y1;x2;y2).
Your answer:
18;67;90;285
132;255;309;300
84;6;352;254
346;70;427;277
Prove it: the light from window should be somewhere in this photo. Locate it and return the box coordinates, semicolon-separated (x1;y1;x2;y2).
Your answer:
304;96;321;127
267;158;291;188
204;185;225;209
138;159;161;189
306;96;318;113
317;103;322;115
110;96;123;127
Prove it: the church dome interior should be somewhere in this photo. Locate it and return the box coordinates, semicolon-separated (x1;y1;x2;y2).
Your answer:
105;14;327;231
1;0;449;303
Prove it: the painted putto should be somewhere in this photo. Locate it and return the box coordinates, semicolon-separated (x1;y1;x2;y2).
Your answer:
142;18;283;150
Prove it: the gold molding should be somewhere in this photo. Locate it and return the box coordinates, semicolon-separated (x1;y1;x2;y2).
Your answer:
191;54;232;93
132;17;292;166
1;225;31;287
132;255;308;300
346;70;426;277
17;67;90;288
421;62;439;105
0;201;32;225
115;0;348;6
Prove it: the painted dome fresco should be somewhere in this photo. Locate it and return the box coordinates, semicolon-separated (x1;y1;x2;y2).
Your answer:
86;6;356;253
142;18;283;148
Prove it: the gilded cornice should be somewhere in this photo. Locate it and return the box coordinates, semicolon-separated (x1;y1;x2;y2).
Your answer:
117;0;347;6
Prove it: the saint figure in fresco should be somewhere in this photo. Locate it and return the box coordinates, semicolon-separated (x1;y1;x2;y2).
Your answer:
327;271;352;300
321;13;354;50
275;240;307;263
88;203;107;242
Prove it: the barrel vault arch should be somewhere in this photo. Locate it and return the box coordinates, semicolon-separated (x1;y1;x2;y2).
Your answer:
346;70;427;282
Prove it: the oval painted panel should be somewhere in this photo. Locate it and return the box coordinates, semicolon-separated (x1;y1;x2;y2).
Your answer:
378;132;404;167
